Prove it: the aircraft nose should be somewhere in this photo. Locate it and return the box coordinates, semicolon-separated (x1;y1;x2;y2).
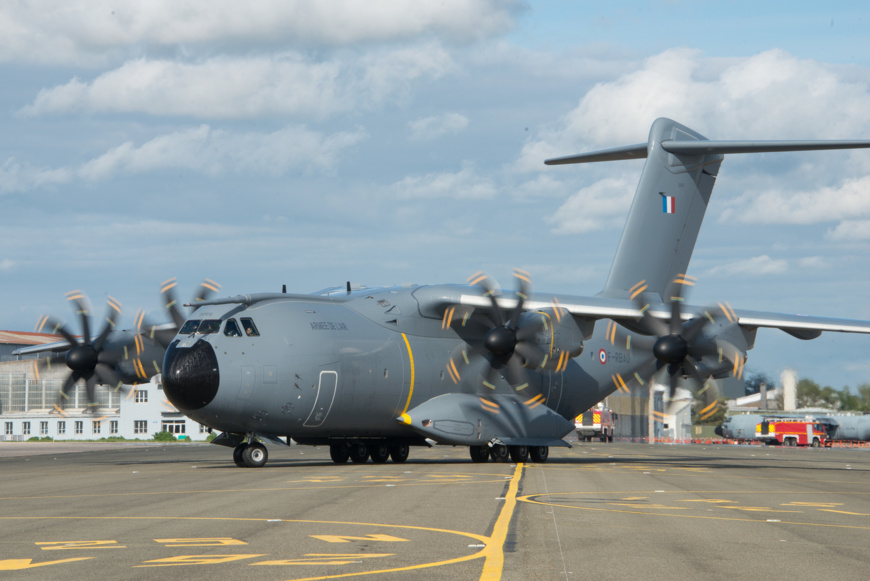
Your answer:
163;339;220;411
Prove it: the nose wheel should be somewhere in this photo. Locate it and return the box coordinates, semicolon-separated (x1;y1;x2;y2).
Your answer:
232;442;269;468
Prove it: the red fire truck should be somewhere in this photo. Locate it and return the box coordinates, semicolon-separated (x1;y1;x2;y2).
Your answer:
575;407;616;442
756;418;827;447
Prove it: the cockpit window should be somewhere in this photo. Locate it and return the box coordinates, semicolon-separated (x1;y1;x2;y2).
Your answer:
198;320;221;334
179;320;200;334
240;317;260;337
224;318;242;337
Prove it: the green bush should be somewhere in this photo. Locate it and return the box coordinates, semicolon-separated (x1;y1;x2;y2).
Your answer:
152;431;177;442
27;436;53;442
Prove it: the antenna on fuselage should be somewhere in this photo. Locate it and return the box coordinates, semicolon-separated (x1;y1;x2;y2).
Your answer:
346;281;351;295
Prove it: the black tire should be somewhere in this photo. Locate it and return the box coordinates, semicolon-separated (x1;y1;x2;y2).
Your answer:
812;438;820;448
490;444;510;463
242;442;268;468
469;446;489;463
233;443;248;467
370;443;390;464
390;443;410;463
349;442;369;463
329;443;350;464
509;445;529;463
529;446;549;463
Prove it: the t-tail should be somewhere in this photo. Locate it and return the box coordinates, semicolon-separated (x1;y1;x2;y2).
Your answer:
546;117;870;302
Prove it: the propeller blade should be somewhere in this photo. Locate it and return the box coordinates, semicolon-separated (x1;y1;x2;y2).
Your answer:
92;296;122;352
66;290;92;345
95;362;123;391
161;278;186;329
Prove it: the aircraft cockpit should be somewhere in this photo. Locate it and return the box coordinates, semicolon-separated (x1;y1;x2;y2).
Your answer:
177;317;261;337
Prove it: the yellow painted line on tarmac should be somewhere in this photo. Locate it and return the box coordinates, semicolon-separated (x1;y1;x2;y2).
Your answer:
0;476;513;502
479;462;523;580
0;466;527;580
518;492;870;531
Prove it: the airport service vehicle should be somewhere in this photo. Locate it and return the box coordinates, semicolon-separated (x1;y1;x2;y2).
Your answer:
757;418;826;447
575;407;616;442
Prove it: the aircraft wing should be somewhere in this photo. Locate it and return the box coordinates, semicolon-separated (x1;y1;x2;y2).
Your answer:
726;308;870;340
12;340;71;356
534;294;870;340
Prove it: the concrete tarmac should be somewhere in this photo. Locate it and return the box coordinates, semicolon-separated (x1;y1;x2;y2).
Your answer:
0;441;868;580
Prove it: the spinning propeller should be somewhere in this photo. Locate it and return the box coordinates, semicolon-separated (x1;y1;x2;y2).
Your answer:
445;269;580;396
35;292;126;411
136;278;221;348
629;275;745;419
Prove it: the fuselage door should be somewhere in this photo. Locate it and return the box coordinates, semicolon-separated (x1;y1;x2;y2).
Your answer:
304;371;338;428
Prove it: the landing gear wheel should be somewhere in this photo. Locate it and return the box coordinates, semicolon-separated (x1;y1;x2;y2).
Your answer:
469;446;489;463
490;444;510;463
330;443;350;464
233;443;248;467
370;443;390;464
349;442;369;463
509;445;529;463
390;443;410;463
529;446;549;463
242;442;268;468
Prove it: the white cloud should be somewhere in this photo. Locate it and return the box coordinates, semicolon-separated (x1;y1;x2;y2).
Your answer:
0;0;523;66
391;163;496;199
720;176;870;225
545;177;635;233
517;48;870;172
0;125;365;192
704;255;789;277
408;112;469;140
21;45;454;120
827;220;870;241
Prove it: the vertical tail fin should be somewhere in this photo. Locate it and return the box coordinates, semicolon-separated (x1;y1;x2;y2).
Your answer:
544;117;870;301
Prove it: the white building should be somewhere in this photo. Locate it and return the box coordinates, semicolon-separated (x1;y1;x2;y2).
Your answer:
0;360;210;441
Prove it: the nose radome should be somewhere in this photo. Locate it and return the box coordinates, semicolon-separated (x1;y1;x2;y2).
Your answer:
163;339;220;411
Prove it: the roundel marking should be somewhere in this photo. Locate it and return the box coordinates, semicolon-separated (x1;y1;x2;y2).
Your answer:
598;349;607;365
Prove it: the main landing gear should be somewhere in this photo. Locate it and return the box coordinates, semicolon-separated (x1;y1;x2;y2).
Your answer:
469;445;549;463
329;441;411;464
233;441;269;468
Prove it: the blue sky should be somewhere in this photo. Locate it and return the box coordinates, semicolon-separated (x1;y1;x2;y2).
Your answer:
3;1;870;390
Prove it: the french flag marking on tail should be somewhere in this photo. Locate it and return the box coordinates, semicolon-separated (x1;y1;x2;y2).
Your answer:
661;194;676;214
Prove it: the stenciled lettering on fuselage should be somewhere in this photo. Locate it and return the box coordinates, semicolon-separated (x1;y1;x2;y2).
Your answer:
310;322;350;331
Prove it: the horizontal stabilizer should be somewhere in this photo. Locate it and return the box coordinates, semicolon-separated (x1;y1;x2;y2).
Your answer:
545;143;648;165
662;139;870;156
545;137;870;166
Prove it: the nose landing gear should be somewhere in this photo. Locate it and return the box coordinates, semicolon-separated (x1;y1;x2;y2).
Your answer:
233;441;269;468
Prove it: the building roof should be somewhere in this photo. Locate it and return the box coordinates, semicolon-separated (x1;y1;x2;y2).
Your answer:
0;330;65;346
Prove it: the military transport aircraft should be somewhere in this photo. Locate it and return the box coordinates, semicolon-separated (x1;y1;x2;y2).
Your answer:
155;117;870;468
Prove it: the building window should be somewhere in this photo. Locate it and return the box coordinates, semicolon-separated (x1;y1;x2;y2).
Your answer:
199;423;210;433
110;421;118;435
93;421;101;434
134;420;147;435
58;421;66;435
4;422;12;435
161;420;186;434
135;390;148;403
75;421;83;434
40;421;48;436
22;422;30;436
